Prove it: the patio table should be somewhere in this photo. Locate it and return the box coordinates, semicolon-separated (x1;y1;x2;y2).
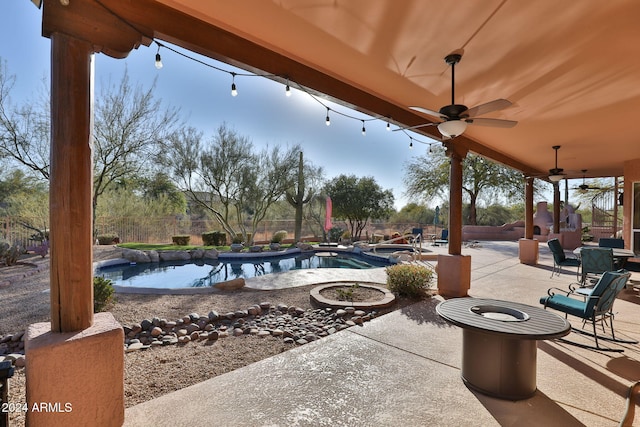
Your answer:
436;298;570;400
573;247;635;267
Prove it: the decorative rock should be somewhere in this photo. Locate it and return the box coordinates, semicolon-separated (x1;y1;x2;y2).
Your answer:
177;329;188;337
207;331;219;341
295;338;308;345
185;324;200;334
283;337;295;344
249;245;263;253
354;310;366;317
208;310;220;322
150;327;163;338
277;303;289;312
345;307;356;315
126;342;144;352
182;316;192;324
257;330;271;338
345;320;356;327
218;331;229;339
335;309;347;317
178;335;191;343
190;331;200;341
259;302;272;310
188;313;200;322
140;319;153;331
233;328;244;337
271;329;283;336
234;310;248;318
190;249;205;259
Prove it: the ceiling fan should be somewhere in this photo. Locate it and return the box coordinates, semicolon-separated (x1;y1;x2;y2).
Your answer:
572;170;601;191
396;52;517;138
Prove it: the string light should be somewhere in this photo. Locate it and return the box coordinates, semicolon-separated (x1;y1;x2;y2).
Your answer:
147;40;441;152
285;79;291;97
230;73;238;96
154;45;163;70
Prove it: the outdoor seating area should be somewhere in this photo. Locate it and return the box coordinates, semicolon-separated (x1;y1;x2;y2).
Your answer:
123;241;640;426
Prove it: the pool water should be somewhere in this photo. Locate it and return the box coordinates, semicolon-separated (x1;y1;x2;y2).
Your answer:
97;252;391;289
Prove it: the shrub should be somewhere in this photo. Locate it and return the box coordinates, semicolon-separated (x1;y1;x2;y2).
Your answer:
231;234;243;244
0;242;22;266
386;264;434;298
97;234;120;245
202;231;227;246
172;235;190;246
93;277;115;312
328;226;343;243
271;230;288;243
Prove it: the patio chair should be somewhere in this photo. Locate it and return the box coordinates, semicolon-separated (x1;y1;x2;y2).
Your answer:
598;238;624;249
547;238;580;279
580;247;613;285
434;229;448;247
540;270;635;351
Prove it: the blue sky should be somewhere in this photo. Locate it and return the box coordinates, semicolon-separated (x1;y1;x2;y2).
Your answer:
0;1;443;210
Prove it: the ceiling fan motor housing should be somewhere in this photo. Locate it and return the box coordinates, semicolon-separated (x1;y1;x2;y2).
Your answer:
440;104;468;119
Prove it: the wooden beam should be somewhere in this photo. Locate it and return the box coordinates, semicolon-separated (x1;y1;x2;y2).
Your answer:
49;33;95;332
444;142;469;256
43;0;151;58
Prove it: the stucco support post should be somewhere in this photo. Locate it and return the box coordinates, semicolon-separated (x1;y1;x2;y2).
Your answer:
25;32;124;427
519;177;539;264
437;142;471;297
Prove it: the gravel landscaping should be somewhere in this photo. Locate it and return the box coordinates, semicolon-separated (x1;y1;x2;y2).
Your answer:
0;245;424;427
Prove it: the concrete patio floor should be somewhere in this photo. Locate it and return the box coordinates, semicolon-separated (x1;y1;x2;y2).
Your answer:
124;241;640;426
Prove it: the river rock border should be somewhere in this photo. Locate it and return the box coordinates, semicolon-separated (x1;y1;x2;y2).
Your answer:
123;301;377;352
310;282;396;310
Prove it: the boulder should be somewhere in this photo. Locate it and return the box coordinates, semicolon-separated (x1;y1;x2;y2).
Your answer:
146;250;160;263
214;278;246;290
204;249;219;259
122;248;151;263
190;249;205;259
158;251;191;261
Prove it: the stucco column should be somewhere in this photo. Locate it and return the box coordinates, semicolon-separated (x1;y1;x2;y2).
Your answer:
519;177;539;264
437;142;471;297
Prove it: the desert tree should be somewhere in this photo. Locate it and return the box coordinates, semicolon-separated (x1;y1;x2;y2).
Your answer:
403;145;536;225
324;175;394;241
92;69;180;222
166;123;301;242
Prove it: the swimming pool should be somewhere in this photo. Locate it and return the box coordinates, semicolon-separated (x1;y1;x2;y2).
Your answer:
96;251;393;289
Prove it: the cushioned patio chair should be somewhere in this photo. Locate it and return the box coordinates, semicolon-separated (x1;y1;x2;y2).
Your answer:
580;247;614;285
540;270;635;351
434;229;448;247
598;238;624;249
547;238;580;279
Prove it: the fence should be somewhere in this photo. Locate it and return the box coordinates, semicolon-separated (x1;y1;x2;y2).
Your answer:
2;216;444;246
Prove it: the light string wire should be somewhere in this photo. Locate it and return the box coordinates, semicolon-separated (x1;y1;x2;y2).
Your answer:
94;0;436;150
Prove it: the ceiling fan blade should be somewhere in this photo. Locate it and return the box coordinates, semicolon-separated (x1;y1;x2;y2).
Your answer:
463;99;512;118
409;106;447;120
465;117;517;128
392;122;438;132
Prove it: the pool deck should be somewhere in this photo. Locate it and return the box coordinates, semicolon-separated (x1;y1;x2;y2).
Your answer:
124;241;640;426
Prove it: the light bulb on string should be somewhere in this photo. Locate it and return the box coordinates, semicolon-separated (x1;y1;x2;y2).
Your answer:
409;138;413;149
361;120;366;136
154;45;163;70
386;122;391;131
325;108;331;126
285;79;291;97
231;73;238;97
429;144;433;153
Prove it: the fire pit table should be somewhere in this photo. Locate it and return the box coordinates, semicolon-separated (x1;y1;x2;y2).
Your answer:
436;298;570;400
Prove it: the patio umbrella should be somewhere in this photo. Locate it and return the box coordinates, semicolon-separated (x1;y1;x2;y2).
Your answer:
324;197;333;232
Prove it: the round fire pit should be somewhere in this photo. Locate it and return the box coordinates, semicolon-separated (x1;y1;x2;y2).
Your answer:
310;282;396;310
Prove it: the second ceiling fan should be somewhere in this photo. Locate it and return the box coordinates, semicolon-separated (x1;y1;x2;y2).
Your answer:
398;52;517;138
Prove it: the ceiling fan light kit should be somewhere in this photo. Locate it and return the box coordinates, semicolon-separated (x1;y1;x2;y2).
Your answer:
438;120;467;138
548;145;565;182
